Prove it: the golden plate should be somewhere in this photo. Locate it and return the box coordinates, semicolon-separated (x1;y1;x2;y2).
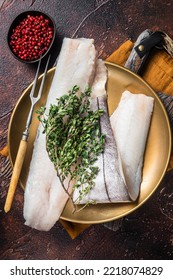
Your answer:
8;62;172;224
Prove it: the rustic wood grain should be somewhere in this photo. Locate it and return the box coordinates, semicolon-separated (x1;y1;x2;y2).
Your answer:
0;0;173;260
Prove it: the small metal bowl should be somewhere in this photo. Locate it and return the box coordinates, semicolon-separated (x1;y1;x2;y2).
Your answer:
7;10;56;63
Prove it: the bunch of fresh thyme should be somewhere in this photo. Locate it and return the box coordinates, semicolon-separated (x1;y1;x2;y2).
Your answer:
37;85;105;211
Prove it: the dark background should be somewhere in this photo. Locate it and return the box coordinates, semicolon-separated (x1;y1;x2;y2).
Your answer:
0;0;173;259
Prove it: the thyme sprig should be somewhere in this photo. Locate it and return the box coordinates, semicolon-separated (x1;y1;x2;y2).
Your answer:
37;85;105;212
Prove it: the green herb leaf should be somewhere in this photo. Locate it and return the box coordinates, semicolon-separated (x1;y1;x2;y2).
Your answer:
37;86;105;211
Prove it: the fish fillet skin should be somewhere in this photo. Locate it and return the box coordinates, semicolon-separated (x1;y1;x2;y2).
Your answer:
23;38;97;231
110;90;154;201
73;95;130;204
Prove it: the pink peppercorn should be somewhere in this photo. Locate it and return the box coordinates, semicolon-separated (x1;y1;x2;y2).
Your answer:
9;13;54;61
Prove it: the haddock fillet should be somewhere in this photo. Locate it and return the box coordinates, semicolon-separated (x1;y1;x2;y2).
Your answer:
110;90;154;201
73;59;129;204
23;38;97;231
73;95;130;204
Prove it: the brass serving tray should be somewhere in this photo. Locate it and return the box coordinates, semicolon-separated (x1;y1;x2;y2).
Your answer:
8;62;172;224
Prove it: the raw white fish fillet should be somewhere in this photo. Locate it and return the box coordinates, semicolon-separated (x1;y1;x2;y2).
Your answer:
110;90;154;201
91;59;107;98
23;38;98;231
73;61;130;204
73;95;130;204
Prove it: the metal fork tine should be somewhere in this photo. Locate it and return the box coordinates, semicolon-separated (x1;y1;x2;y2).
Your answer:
25;56;50;129
37;55;51;101
30;58;42;99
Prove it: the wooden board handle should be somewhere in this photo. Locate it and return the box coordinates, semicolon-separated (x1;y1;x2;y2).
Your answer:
4;139;28;213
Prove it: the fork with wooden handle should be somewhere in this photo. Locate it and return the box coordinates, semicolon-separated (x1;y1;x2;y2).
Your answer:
4;55;50;213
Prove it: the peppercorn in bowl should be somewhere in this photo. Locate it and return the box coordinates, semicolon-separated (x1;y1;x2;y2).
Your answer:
7;10;56;63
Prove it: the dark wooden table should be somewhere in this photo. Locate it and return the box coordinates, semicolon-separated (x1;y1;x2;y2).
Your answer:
0;0;173;260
